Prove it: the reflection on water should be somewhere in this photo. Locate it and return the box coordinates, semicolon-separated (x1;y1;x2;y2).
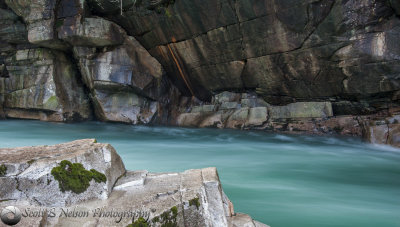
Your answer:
1;120;399;227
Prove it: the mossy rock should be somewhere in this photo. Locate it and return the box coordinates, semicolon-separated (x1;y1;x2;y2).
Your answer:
51;160;106;194
0;164;7;176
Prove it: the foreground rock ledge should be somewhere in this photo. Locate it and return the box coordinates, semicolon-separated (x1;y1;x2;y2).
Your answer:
0;139;267;227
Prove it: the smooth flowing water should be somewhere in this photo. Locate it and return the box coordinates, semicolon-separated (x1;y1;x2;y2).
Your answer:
0;120;399;227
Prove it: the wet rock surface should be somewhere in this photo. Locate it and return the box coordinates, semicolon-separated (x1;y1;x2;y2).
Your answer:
0;0;399;148
0;139;267;227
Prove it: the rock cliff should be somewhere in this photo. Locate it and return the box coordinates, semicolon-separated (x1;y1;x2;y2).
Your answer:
0;0;399;147
0;139;267;227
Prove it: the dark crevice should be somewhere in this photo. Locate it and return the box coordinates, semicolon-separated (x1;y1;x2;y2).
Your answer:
66;51;97;121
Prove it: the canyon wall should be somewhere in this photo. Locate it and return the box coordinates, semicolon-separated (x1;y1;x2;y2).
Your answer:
0;0;399;146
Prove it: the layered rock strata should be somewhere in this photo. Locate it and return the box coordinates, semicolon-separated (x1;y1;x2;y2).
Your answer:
0;0;399;148
88;0;400;107
3;48;91;121
175;91;400;147
0;139;267;227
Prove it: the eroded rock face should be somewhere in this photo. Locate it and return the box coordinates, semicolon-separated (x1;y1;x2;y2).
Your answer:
87;0;400;108
1;0;399;149
74;36;169;124
5;0;68;50
0;140;267;227
3;48;91;121
76;37;165;100
175;91;400;147
0;139;125;207
0;8;27;45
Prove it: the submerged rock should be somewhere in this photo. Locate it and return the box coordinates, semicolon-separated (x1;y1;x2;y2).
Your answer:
0;139;267;227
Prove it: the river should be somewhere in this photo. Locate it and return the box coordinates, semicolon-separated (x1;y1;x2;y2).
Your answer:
0;120;399;227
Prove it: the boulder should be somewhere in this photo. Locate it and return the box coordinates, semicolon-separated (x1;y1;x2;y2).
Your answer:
246;107;268;127
365;121;389;145
213;91;242;104
176;112;204;127
76;36;165;100
388;123;400;147
319;116;362;136
191;105;216;113
268;102;333;119
225;108;249;129
0;139;125;207
220;102;239;110
3;48;91;121
74;36;168;124
365;115;400;147
91;89;158;124
199;112;224;128
0;140;267;226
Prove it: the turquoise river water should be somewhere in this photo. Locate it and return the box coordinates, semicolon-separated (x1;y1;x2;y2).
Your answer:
0;120;399;227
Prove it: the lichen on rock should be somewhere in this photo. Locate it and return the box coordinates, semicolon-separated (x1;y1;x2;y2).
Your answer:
51;160;106;194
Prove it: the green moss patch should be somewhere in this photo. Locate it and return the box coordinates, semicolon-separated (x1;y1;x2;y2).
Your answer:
189;197;200;209
0;164;7;176
151;206;178;227
51;160;106;194
127;217;149;227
